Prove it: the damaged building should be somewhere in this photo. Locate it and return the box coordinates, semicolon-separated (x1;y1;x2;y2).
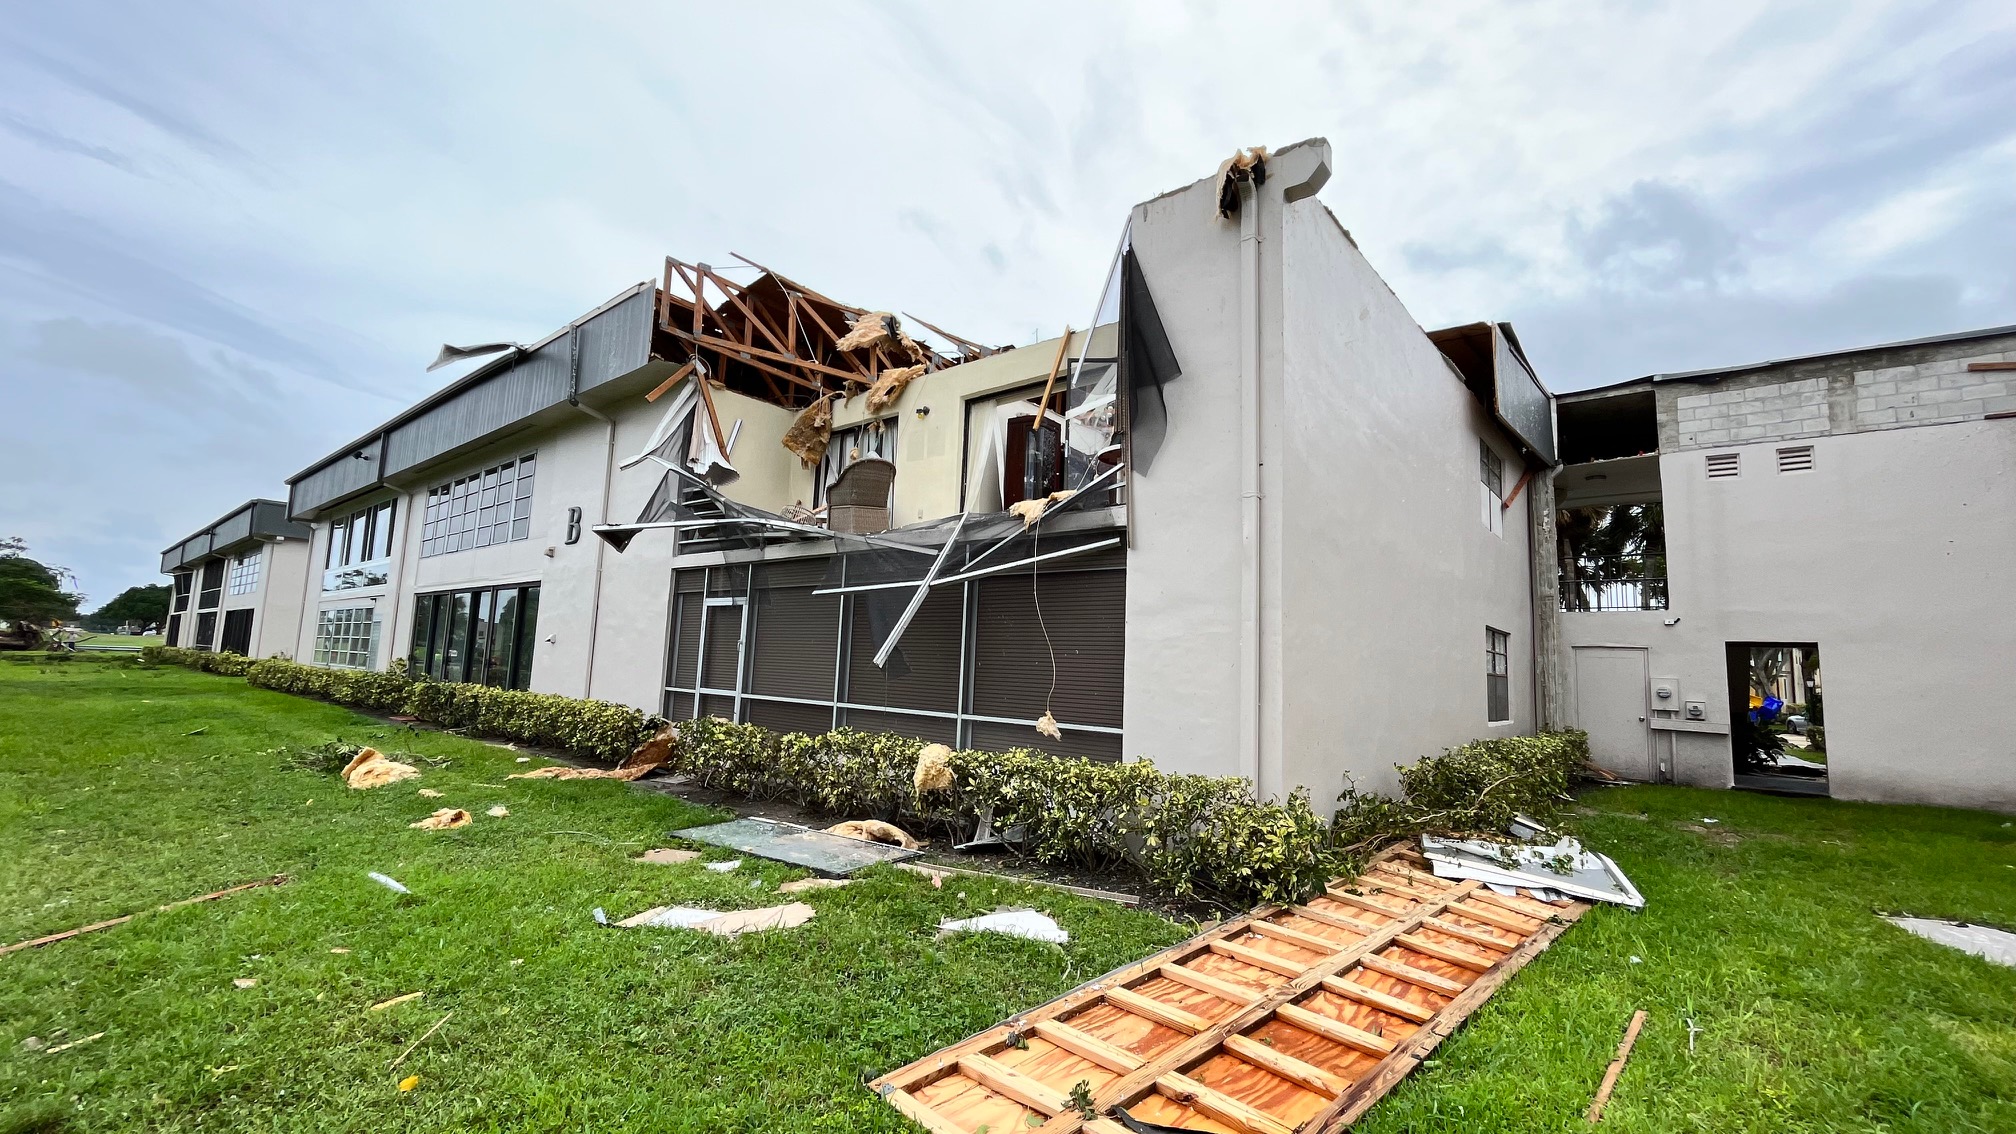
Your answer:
159;136;2016;813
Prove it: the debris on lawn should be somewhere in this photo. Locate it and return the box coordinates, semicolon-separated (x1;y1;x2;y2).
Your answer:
486;805;510;818
21;1036;46;1052
331;947;351;954
875;843;1590;1133
778;877;851;894
912;743;955;795
703;859;744;873
515;757;530;763
398;1074;420;1092
367;872;411;894
825;819;921;849
1586;1009;1649;1123
342;748;421;790
187;726;208;736
614;902;817;936
1421;834;1645;909
1885;916;2016;967
389;1010;454;1069
42;1032;105;1055
409;808;472;831
371;992;424;1011
417;788;445;799
672;816;922;875
636;848;701;865
896;861;1142;907
1;875;289;958
937;908;1069;944
505;725;676;782
233;977;258;989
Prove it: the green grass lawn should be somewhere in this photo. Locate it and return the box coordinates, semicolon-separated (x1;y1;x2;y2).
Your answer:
2;661;2013;1132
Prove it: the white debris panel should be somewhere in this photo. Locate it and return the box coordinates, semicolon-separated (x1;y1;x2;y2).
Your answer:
1421;835;1645;909
1886;916;2016;967
938;908;1070;944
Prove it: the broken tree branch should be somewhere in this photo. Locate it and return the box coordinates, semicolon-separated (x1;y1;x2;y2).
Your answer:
1586;1009;1647;1123
1;875;289;958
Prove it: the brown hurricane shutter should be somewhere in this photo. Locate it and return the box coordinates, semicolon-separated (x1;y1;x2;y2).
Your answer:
966;719;1122;763
971;569;1125;728
745;698;834;736
749;587;839;700
701;604;743;689
841;708;958;746
845;586;961;713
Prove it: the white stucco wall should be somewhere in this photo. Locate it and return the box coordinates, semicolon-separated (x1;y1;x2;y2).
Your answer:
1560;417;2016;811
1124;142;1540;807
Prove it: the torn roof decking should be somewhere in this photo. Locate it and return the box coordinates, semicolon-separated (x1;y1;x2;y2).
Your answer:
872;844;1586;1134
654;254;985;411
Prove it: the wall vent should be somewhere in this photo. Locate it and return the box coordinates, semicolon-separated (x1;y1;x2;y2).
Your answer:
1705;452;1741;479
1776;445;1814;473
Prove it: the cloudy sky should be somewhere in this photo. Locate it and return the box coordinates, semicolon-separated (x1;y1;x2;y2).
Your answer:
2;1;2011;606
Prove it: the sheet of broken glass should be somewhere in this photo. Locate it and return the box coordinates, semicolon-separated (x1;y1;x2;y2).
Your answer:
670;817;923;875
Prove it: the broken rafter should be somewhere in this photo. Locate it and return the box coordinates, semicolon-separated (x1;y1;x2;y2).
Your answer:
903;311;994;359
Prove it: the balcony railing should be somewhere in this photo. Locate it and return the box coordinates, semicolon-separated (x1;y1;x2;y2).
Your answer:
1560;572;1668;612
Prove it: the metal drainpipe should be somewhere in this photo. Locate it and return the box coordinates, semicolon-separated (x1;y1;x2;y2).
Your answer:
1237;178;1265;798
568;326;616;701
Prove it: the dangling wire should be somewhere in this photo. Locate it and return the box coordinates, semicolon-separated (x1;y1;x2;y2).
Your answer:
1032;525;1057;711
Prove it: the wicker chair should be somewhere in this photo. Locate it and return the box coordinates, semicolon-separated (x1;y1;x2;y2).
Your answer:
825;456;897;534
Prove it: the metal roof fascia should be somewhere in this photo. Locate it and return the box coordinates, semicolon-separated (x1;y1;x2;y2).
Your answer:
285;281;654;488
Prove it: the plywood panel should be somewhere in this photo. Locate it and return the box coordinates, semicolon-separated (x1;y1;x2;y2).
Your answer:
871;844;1586;1134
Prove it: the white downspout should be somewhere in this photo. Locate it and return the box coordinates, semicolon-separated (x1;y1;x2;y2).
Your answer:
1237;179;1265;798
571;401;617;700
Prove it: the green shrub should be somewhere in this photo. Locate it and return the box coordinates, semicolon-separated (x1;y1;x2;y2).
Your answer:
142;646;253;675
153;645;1591;908
1332;730;1590;855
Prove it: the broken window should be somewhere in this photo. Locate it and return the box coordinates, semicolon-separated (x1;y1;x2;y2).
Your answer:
814;419;897;510
1486;627;1511;723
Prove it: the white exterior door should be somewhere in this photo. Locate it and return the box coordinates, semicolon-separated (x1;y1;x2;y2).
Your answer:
1574;646;1653;781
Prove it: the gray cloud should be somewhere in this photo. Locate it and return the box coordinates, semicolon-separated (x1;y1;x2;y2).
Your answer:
0;111;142;173
1567;181;1744;291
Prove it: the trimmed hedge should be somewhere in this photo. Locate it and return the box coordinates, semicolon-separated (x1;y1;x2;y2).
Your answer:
144;648;1590;907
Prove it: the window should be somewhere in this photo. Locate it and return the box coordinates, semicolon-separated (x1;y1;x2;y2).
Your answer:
1479;439;1506;536
220;609;254;655
1776;445;1814;474
314;607;380;669
228;549;262;595
407;583;540;689
171;572;192;613
813;425;895;510
964;381;1070;510
421;454;535;558
197;559;226;610
324;500;395;590
1705;452;1741;479
194;611;218;651
1486;627;1511;723
165;613;182;648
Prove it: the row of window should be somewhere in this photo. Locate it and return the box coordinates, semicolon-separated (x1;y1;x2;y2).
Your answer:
421;454;535;558
407;584;541;690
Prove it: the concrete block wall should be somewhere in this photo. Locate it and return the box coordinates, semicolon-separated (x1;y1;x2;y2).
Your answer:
1660;335;2016;453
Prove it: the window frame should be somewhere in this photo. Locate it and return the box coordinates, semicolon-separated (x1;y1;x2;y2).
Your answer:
227;548;263;595
421;453;536;558
1485;626;1512;724
313;606;381;670
408;582;541;690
